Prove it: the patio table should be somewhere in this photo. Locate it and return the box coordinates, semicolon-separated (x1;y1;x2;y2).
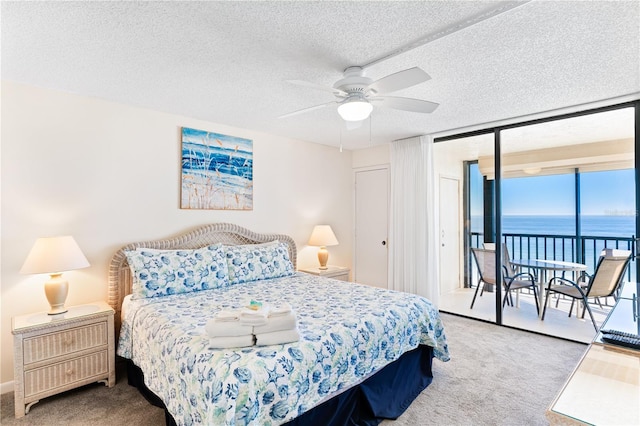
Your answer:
510;259;587;319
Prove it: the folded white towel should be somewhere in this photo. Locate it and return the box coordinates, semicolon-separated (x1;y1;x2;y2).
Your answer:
253;312;297;334
205;319;253;337
240;306;270;317
255;329;300;346
214;309;241;321
239;316;268;326
269;303;292;317
239;307;270;326
209;334;255;349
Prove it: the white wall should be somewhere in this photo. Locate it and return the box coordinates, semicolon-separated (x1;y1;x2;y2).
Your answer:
352;144;390;169
0;81;354;387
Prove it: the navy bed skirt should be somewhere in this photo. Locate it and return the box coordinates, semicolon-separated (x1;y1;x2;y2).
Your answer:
126;344;435;426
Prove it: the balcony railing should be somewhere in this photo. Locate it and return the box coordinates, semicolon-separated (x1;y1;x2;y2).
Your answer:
470;232;636;284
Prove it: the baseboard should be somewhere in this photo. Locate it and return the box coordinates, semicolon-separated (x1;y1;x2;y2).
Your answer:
1;380;14;395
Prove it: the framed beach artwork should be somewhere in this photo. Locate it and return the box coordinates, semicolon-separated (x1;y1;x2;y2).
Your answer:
181;127;253;210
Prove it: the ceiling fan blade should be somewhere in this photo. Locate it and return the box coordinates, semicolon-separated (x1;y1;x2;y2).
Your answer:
278;101;336;119
368;67;431;95
285;80;347;97
370;96;439;113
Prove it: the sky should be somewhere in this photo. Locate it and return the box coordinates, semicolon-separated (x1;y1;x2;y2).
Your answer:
471;166;635;216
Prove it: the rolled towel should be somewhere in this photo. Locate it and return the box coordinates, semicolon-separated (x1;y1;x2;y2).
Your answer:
209;334;255;349
253;312;297;334
206;319;253;337
255;329;300;346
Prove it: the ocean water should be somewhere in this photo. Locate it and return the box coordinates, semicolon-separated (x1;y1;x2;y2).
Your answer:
472;215;635;238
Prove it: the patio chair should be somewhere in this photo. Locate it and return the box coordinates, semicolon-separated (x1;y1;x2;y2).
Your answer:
482;243;521;273
483;243;532;305
541;250;631;331
556;248;627;312
470;248;540;315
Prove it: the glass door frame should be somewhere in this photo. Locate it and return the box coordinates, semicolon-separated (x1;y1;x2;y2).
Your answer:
436;100;639;326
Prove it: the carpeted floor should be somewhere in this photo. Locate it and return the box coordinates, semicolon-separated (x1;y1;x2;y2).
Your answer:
380;313;587;426
1;313;587;425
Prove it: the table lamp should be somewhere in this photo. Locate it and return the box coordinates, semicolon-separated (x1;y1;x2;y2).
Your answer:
20;236;90;315
307;225;339;270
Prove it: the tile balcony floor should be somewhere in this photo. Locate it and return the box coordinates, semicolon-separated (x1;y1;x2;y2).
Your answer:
439;287;613;343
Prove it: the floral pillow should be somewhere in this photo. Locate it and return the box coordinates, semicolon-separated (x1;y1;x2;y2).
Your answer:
225;241;294;285
125;244;229;299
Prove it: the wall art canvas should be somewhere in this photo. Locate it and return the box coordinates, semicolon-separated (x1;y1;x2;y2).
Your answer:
181;127;253;210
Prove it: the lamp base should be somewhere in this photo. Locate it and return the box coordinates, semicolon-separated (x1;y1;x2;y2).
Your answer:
45;273;69;316
317;246;329;270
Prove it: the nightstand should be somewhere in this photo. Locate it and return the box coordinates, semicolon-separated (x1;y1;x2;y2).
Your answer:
12;301;115;418
299;265;350;281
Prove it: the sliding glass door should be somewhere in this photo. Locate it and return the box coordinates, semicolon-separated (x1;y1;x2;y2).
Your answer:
437;101;639;342
498;107;635;340
435;132;498;323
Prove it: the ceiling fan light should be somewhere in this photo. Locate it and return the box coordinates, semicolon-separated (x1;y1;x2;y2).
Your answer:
337;99;373;122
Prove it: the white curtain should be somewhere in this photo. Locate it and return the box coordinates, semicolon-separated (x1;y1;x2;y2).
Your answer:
390;135;439;305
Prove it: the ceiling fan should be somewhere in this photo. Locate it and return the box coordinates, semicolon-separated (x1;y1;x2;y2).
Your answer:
279;66;439;122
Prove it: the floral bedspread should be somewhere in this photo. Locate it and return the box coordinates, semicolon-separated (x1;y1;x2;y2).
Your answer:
118;273;449;425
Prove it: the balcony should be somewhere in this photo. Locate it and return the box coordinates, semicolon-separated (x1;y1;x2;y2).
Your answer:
470;231;636;283
433;106;637;343
440;232;636;343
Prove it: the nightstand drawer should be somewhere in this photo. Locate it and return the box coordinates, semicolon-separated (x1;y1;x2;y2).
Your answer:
23;322;108;364
24;350;109;397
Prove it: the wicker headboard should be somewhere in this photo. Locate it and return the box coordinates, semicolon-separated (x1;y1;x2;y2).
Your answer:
108;223;297;334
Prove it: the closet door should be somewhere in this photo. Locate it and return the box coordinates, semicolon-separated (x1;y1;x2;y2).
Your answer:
354;167;389;288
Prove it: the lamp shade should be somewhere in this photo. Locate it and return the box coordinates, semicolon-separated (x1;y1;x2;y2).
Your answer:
20;236;90;275
337;97;373;122
307;225;339;247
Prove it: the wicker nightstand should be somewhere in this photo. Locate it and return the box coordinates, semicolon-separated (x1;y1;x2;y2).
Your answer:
299;265;350;281
12;301;115;418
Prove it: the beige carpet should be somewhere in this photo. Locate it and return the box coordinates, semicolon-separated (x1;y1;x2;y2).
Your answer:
0;313;586;425
381;313;587;426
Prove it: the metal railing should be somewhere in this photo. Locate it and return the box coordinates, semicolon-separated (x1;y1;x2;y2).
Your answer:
470;232;636;283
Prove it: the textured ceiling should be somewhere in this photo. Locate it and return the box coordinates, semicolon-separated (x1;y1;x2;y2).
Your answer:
2;1;639;150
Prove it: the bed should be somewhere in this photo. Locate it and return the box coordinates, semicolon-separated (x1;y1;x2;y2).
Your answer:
108;223;449;425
